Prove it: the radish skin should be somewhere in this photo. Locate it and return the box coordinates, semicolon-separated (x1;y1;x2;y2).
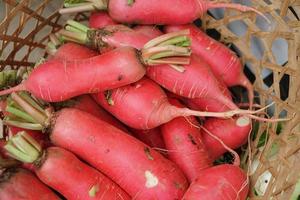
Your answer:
182;164;249;200
131;128;165;149
52;42;98;60
133;25;163;38
202;116;251;160
89;11;117;29
0;168;59;200
72;95;128;132
0;47;146;102
165;24;254;108
161;98;211;182
147;55;238;110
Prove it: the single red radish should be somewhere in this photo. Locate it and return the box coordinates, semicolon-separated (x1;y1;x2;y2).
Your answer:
161;98;211;182
182;164;249;200
4;132;131;200
202;117;251;160
89;11;117;29
0;168;60;200
92;78;259;129
130;127;165;149
59;0;268;25
147;54;238;110
0;31;191;102
60;21;169;53
4;93;189;200
165;24;254;108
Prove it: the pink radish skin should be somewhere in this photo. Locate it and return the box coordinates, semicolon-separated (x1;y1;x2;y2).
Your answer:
51;108;188;199
182;164;249;200
161;98;211;182
0;47;146;102
0;168;59;200
147;54;238;110
35;147;130;200
108;0;266;25
165;24;254;107
51;42;98;60
202;116;251;160
185;81;233;112
89;11;117;29
133;25;163;38
92;25;162;53
130;128;165;149
92;78;241;129
73;95;128;132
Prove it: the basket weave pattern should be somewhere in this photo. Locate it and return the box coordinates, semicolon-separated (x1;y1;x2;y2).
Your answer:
1;0;300;199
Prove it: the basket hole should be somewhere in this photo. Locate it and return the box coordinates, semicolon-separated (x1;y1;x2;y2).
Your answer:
0;42;14;61
28;47;45;63
206;29;221;41
18;18;39;38
279;74;289;101
263;0;272;4
256;13;276;31
34;25;53;43
262;68;273;87
14;46;29;61
0;1;5;23
250;36;265;60
6;13;21;35
271;38;288;65
41;0;63;18
226;20;248;37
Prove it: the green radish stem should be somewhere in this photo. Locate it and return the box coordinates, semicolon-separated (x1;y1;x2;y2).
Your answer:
59;21;192;65
59;0;107;14
4;131;42;163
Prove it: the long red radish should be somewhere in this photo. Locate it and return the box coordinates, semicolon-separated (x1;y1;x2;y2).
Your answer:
147;54;238;110
182;164;249;200
89;11;117;29
165;24;254;108
4;132;131;200
161;98;211;182
60;95;128;132
130;128;165;149
0;168;59;200
92;78;261;129
202;117;251;160
60;21;168;53
4;93;189;200
0;31;191;102
59;0;268;25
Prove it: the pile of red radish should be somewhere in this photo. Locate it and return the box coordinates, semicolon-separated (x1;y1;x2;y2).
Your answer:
0;1;285;199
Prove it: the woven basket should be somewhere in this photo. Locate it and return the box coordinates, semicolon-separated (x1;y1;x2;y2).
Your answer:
0;0;299;199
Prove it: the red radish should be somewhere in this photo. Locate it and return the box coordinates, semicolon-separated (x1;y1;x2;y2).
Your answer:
0;31;192;102
92;78;255;129
133;25;162;38
89;11;117;29
4;132;131;200
60;21;167;53
147;54;238;110
0;168;59;200
165;24;254;108
130;128;165;149
202;116;251;160
161;98;211;182
60;0;267;25
65;95;128;132
183;164;249;200
5;93;189;200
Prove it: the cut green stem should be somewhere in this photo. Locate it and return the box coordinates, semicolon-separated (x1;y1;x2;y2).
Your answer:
59;0;108;14
4;131;42;163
